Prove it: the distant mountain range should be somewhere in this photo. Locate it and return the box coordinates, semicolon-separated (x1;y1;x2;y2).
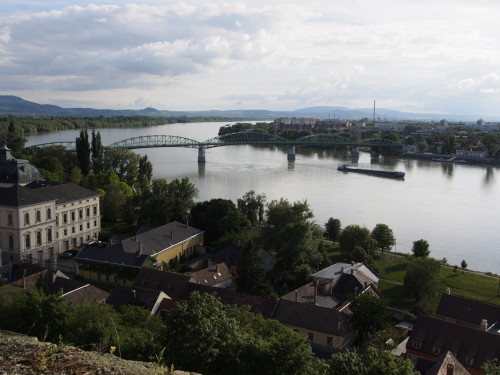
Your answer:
0;95;495;122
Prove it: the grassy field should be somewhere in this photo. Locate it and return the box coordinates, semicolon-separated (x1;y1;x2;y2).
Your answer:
323;242;500;314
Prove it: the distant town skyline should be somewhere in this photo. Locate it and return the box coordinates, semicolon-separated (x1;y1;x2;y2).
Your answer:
1;0;500;117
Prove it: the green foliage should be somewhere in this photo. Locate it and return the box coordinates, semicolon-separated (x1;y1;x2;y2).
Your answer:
324;217;341;242
164;291;325;375
237;190;266;226
483;359;500;375
416;141;428;153
411;239;430;258
461;259;468;270
75;128;91;175
349;294;390;340
236;241;270;296
261;198;327;288
329;347;417;375
339;225;376;264
371;223;396;253
218;122;274;135
403;257;441;302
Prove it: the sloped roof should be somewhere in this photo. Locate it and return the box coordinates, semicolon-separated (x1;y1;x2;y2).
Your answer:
312;262;379;285
190;263;232;287
133;268;195;299
425;351;471;375
407;315;500;372
61;284;109;305
437;293;500;327
120;221;204;256
0;182;99;207
106;285;165;312
75;244;148;268
273;299;353;336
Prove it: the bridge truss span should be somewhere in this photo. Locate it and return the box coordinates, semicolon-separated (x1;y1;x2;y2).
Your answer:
202;131;290;149
293;134;354;147
26;141;77;151
105;135;201;150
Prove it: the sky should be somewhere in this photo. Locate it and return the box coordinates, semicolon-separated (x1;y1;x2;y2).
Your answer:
1;0;500;116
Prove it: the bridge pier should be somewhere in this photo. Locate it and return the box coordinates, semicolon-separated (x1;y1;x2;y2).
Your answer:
198;146;206;163
350;146;360;157
287;146;296;160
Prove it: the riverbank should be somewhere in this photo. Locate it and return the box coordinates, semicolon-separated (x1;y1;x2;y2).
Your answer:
400;152;500;165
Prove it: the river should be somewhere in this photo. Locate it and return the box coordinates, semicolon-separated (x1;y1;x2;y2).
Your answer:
25;122;500;274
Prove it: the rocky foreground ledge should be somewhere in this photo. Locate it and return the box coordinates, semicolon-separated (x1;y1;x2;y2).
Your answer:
0;330;199;375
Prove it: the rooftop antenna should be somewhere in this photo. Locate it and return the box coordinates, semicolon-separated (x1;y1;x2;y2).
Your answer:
373;100;376;123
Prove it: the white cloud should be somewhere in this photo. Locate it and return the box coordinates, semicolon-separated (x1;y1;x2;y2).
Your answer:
0;0;500;115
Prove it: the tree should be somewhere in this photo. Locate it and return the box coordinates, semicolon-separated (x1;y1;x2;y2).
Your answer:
338;225;375;262
461;259;468;272
371;223;396;253
324;217;341;242
412;239;430;257
483;359;500;375
416;141;428;153
329;347;417;375
236;241;270;296
104;148;142;188
75;128;91;175
237;190;266;226
349;294;390;340
404;257;441;302
91;129;104;172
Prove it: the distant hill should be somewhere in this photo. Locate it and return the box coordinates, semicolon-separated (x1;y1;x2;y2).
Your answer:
0;95;496;122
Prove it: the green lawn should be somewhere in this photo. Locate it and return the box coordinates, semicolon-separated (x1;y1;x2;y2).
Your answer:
324;244;500;313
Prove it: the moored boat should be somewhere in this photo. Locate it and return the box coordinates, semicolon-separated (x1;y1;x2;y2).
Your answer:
337;164;405;178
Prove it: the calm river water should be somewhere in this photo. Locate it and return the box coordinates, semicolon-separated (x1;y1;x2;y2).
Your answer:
26;122;500;274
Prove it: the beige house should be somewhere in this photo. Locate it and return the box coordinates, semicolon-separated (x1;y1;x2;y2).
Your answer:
0;145;100;266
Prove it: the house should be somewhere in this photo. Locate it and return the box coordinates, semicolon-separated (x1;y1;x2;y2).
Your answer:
0;145;101;266
272;299;356;355
423;351;471;375
406;314;500;375
278;262;379;354
75;242;148;286
436;291;500;332
190;262;233;288
118;221;204;267
133;267;196;299
106;285;170;316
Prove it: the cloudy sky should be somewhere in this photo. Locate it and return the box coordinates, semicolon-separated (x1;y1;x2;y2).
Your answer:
1;0;500;116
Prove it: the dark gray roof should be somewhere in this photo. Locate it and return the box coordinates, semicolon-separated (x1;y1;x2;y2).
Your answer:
75;244;148;268
0;158;43;184
0;182;99;207
133;268;195;299
121;221;204;256
273;299;353;336
437;293;500;327
106;285;164;312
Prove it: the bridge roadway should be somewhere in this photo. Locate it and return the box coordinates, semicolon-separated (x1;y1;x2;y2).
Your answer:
29;131;404;162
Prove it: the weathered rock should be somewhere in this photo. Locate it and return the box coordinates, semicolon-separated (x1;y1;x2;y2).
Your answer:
0;330;199;375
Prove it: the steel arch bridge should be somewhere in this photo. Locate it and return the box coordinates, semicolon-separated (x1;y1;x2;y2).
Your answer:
28;132;404;162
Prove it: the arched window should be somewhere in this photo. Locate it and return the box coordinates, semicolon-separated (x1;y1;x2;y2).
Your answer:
8;235;14;249
47;228;52;243
7;214;13;226
36;231;42;245
36;210;41;222
25;234;31;249
24;213;30;226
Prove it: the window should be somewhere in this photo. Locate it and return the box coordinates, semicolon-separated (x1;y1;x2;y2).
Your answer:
72;226;75;234
47;208;52;220
432;347;441;356
79;209;83;220
327;336;333;346
412;341;422;350
93;205;97;215
56;215;59;226
79;224;83;231
307;332;314;343
63;213;67;224
71;211;75;222
86;207;90;217
24;213;30;226
36;231;42;245
25;234;31;249
8;235;14;249
64;229;67;236
87;222;90;229
7;213;13;226
36;210;41;222
94;220;97;227
47;228;52;243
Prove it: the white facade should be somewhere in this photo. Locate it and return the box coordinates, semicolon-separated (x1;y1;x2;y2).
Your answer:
0;189;100;266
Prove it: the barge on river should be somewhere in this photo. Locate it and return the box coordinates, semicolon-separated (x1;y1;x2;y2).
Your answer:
337;165;405;179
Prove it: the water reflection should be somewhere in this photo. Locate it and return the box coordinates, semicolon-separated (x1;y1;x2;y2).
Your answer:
484;167;494;185
198;163;205;178
441;163;454;178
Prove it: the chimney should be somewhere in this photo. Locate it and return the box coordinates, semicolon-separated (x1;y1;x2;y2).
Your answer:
446;287;451;295
481;319;488;331
136;242;143;257
447;364;454;375
350;267;354;275
132;290;136;300
215;263;219;272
